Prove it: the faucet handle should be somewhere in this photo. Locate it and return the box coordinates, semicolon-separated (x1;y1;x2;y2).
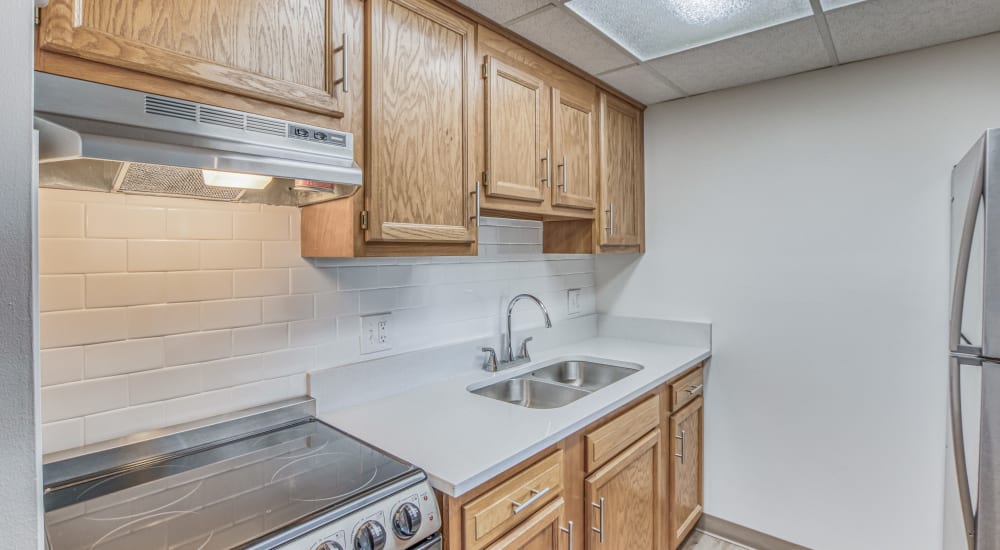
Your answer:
517;337;534;361
481;347;499;372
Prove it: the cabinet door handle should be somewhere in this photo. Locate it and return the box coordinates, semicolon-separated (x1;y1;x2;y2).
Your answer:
675;430;686;464
511;487;549;514
542;148;551;188
473;181;481;224
605;204;614;236
686;384;703;396
591;497;605;543
560;520;574;550
559;154;568;192
333;33;349;93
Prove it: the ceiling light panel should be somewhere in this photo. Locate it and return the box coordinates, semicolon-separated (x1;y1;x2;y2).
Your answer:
566;0;815;60
820;0;868;10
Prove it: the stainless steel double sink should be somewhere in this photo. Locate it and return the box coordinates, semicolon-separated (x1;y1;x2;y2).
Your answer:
469;359;643;409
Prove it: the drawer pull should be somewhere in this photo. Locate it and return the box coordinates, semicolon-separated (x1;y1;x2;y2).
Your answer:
686;384;704;396
511;487;549;514
591;497;605;543
675;430;686;464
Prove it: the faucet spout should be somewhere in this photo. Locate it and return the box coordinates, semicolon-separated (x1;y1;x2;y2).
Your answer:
505;294;552;363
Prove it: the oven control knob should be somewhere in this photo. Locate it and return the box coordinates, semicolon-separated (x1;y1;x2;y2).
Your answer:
315;542;343;550
354;521;386;550
392;502;422;539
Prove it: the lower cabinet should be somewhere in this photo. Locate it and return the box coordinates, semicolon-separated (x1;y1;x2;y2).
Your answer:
669;397;704;548
584;430;662;550
439;364;704;550
486;498;567;550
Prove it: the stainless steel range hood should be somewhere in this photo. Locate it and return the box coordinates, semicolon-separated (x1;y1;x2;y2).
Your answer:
34;72;362;206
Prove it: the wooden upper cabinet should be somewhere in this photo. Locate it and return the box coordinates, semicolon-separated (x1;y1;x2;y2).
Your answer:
37;0;350;117
484;56;546;203
599;92;644;250
669;397;704;549
584;429;662;550
551;88;597;210
366;0;477;244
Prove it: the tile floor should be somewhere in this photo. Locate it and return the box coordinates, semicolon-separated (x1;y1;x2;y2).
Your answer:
679;530;752;550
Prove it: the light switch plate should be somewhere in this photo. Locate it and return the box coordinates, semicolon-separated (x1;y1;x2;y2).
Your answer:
361;312;392;354
567;288;582;315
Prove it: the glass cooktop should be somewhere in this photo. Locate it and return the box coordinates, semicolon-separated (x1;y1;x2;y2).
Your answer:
44;419;416;550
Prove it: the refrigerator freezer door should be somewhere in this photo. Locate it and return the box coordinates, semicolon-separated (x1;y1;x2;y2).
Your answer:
952;129;1000;358
979;364;1000;550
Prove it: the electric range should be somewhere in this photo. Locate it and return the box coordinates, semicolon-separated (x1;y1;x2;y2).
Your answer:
42;399;441;550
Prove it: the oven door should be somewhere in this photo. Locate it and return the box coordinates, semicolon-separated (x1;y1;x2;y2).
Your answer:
408;533;442;550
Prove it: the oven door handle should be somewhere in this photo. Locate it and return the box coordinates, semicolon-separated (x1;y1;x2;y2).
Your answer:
407;532;443;550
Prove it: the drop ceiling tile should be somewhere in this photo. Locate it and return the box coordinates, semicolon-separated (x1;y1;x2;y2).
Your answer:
455;0;551;25
508;6;636;74
647;17;830;95
598;65;685;105
825;0;1000;63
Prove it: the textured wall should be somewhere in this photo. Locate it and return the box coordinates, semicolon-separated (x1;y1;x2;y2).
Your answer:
0;2;41;548
38;189;596;454
597;33;1000;550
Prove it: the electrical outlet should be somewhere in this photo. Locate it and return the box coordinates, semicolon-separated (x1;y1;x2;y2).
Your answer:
361;312;392;354
567;288;582;315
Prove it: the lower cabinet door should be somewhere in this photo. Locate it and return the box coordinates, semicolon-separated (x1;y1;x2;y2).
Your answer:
485;497;567;550
669;397;704;548
584;429;662;550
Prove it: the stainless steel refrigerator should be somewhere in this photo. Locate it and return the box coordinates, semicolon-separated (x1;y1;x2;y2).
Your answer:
949;128;1000;550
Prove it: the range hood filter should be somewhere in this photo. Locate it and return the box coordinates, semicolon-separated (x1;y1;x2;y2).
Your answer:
116;163;244;201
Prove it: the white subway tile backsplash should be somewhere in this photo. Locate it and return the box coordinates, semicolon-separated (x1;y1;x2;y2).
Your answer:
41;347;84;386
200;298;262;330
39;192;596;454
87;204;167;239
40;239;127;274
200;241;261;270
41;309;128;348
84;338;164;378
166;208;233;240
127;303;201;338
232;323;288;355
262;294;313;323
234;210;289;241
233;269;289;297
165;271;233;302
42;377;129;422
85;272;166;308
40;275;85;312
42;419;85;454
164;330;232;367
39;200;85;238
129;364;202;404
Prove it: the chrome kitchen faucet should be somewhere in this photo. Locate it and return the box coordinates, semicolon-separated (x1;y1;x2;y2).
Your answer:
482;294;552;372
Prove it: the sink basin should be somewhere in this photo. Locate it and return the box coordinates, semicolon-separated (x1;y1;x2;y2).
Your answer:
470;378;589;409
530;360;641;391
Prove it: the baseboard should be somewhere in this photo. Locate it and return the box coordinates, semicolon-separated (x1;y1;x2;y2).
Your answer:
697;514;812;550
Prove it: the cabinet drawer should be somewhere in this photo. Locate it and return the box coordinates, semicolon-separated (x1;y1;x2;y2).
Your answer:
462;450;564;549
670;366;704;412
585;394;660;472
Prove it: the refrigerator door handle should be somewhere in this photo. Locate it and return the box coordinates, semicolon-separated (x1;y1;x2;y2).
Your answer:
950;356;978;550
951;148;986;352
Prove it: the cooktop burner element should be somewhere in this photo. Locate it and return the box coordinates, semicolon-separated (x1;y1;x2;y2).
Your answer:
43;416;440;550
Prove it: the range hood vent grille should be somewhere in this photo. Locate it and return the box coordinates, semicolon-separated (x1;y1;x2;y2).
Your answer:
116;163;243;201
144;96;197;122
144;95;289;138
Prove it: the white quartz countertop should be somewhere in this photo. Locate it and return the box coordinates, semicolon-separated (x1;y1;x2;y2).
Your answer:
317;336;710;497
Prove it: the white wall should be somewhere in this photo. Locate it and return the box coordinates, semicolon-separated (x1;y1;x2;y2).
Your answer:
597;33;1000;550
0;1;41;548
37;190;595;454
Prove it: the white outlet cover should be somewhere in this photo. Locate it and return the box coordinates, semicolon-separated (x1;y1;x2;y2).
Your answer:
567;288;582;315
361;312;392;354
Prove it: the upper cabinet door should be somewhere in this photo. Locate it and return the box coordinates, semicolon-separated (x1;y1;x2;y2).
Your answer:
484;56;546;203
367;0;477;244
37;0;349;117
551;88;597;210
599;93;644;248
